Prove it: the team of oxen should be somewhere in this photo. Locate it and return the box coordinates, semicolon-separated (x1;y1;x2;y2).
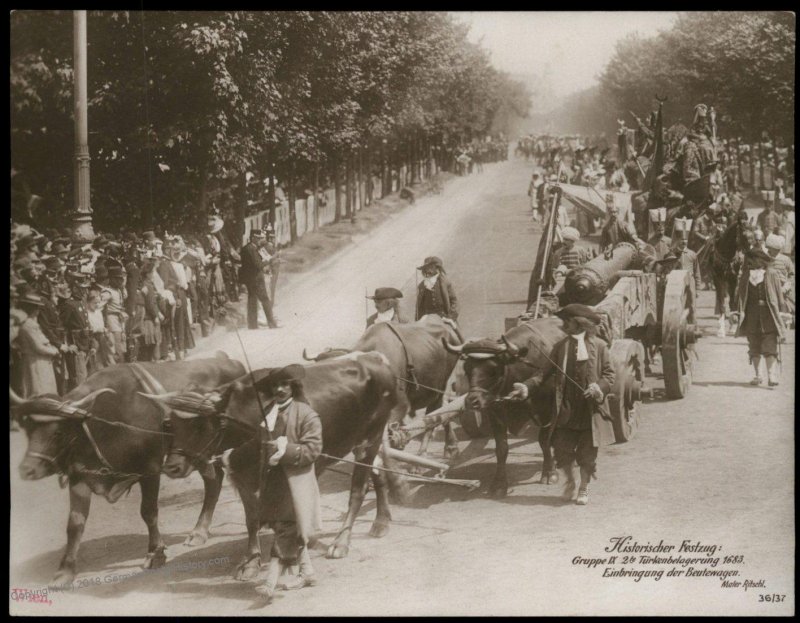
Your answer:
12;312;571;589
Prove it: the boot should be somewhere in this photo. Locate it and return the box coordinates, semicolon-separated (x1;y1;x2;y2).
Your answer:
765;356;779;386
255;557;282;602
298;546;318;587
750;356;763;385
560;464;578;500
576;467;591;505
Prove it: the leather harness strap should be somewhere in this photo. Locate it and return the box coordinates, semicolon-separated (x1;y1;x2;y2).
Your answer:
383;322;420;392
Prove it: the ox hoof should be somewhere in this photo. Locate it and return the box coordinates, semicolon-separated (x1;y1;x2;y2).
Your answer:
539;470;558;485
233;556;261;581
50;568;76;590
368;521;390;539
142;547;167;570
326;542;350;559
489;483;508;499
183;531;209;547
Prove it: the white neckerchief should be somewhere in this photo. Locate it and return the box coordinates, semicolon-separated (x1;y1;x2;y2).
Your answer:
748;269;766;286
375;308;395;324
261;397;293;431
571;332;589;362
423;274;439;290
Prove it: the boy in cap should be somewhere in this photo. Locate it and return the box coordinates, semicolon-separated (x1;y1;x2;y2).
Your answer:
416;256;459;321
233;364;322;602
366;287;408;327
508;303;616;505
734;248;787;386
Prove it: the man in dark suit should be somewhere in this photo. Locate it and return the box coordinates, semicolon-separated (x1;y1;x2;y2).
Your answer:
240;229;279;330
366;287;408;328
415;256;459;322
508;304;616;506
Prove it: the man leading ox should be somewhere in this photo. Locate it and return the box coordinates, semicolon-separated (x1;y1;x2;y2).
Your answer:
508;304;615;505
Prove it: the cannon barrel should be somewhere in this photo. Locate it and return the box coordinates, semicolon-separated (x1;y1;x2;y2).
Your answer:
563;242;638;305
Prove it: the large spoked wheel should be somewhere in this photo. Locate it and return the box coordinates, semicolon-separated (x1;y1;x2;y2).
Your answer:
661;270;698;399
459;407;493;438
608;339;646;443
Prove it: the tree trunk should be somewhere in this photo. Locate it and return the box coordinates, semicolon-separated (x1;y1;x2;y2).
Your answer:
366;144;373;205
357;146;364;211
233;171;247;245
345;151;353;219
267;160;276;231
380;142;387;199
313;162;320;230
288;162;298;244
334;157;342;223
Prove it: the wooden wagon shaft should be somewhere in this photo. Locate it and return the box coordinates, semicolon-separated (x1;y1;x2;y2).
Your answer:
393;394;467;444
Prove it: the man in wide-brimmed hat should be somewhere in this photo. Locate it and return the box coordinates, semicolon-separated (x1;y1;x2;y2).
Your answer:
508;303;616;506
734;248;787;386
366;287;408;328
237;364;322;602
415;256;459;321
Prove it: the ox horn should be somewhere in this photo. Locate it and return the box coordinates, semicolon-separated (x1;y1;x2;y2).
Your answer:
302;348;319;362
129;362;168;396
9;387;24;405
69;388;116;410
441;338;464;355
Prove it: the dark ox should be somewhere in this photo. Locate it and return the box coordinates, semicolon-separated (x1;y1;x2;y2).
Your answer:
11;352;244;586
444;317;566;497
303;314;462;458
143;351;404;581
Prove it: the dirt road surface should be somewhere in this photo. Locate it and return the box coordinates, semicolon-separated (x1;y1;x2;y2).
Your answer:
10;158;794;616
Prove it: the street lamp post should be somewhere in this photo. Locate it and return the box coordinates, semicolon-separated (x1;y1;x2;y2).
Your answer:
73;9;95;242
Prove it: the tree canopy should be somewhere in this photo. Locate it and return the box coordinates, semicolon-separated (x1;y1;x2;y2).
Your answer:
10;10;531;232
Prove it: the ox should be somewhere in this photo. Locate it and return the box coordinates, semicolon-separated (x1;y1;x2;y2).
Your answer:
11;353;245;586
444;318;566;497
303;314;463;458
143;351;404;581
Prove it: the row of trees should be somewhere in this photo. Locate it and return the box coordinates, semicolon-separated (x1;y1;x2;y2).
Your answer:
540;12;795;144
10;11;531;238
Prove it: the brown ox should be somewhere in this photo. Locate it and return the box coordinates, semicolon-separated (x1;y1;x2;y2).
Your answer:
142;352;404;581
303;314;463;458
11;353;244;587
444;318;566;497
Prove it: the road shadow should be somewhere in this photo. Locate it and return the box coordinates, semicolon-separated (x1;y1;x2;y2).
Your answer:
693;381;777;390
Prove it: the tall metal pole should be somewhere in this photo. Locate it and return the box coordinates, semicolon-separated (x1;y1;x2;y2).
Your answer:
73;10;94;241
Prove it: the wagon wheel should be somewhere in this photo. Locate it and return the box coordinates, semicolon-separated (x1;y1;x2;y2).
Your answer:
459;407;493;439
608;339;646;443
661;270;699;399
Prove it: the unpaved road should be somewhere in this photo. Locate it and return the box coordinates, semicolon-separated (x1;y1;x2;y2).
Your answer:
10;159;794;616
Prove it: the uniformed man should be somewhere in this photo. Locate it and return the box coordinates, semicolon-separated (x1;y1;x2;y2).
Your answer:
600;195;638;251
416;256;459;321
766;234;794;315
670;218;702;292
757;195;782;236
366;287;408;328
647;208;671;260
59;272;92;390
507;304;616;505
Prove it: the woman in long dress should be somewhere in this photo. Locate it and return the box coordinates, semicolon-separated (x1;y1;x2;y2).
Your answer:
15;292;59;397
